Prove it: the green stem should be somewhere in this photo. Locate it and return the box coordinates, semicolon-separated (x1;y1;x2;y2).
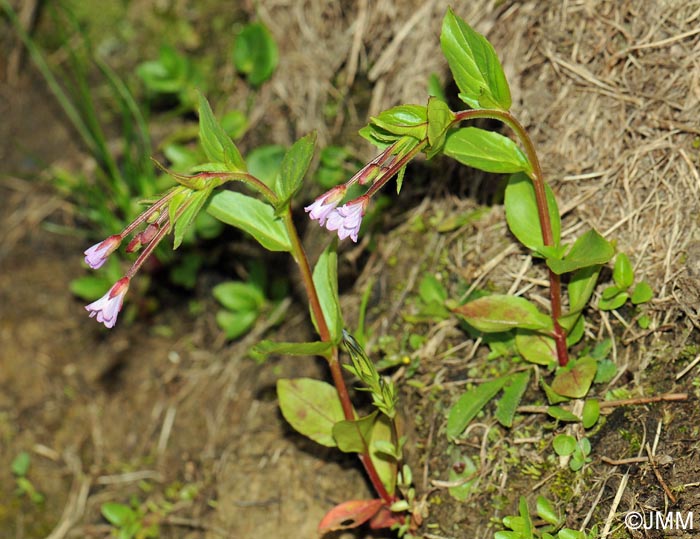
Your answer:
281;210;394;505
454;110;569;366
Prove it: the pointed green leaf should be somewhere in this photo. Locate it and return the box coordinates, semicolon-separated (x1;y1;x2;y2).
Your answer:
548;406;580;422
519;496;534;539
495;371;531;427
515;330;557;366
505;173;561;252
197;93;246;171
311;243;344;343
173;186;215;249
447;376;509;439
370;104;427;140
332;412;377;453
536;496;560;526
551;356;597;398
277;378;345;447
440;8;511;110
426;97;455;157
275;132;316;208
568;265;602;313
631;281;653;304
546;229;614;275
369;414;398;495
452;294;553;333
444;127;531;174
207;190;291;252
253;340;332;357
540;379;569;405
613;253;634;289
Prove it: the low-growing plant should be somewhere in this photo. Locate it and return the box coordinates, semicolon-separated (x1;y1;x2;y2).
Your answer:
496;496;598;539
11;452;44;505
76;7;652;535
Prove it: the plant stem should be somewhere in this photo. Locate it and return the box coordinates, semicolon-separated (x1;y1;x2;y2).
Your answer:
454;110;569;366
282;210;394;505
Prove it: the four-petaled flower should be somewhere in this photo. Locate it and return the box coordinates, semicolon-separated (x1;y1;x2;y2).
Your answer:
304;186;346;226
324;197;368;243
84;235;122;269
85;277;130;329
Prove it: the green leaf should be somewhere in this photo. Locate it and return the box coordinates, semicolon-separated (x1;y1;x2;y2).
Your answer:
495;371;531;427
548;406;580;422
447;376;509;439
221;109;248;139
613;253;634;289
551;356;597;398
631;281;653;304
101;502;135;527
207;190;291;252
370;104;427;140
419;274;448;304
197;93;246;172
536;496;560;526
311;243;344;343
517;497;534;539
247;145;286;187
594;359;616;383
568;265;602;313
452;294;553;333
552;434;577;456
173;186;215;249
212;281;264;312
541;379;569;405
440;8;511;110
232;22;278;86
275;132;316;208
547;229;614;275
332;412;377;453
598;291;629;311
369;414;398;495
69;275;112;301
515;330;557;366
444;127;531;174
426;97;455;157
582;399;600;429
277;378;345;447
253;340;332;357
11;452;30;476
505;173;561;252
558;529;586;539
216;310;258;340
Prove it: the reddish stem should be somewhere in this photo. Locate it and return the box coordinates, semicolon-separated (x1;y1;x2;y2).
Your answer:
282;211;394;505
454;110;569;366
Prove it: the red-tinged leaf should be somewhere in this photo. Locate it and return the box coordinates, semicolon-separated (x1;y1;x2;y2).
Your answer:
317;499;383;534
551;356;597;398
452;294;553;333
370;506;405;530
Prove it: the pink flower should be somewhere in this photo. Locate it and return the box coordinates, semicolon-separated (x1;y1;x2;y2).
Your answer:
84;235;121;269
324;197;368;243
305;186;346;226
85;277;130;328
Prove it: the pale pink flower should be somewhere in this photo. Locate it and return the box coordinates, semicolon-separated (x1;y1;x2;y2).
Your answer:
84;235;121;269
85;277;130;328
324;197;368;243
305;186;346;226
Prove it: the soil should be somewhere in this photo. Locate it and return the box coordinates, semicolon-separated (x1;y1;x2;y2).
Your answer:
2;1;700;539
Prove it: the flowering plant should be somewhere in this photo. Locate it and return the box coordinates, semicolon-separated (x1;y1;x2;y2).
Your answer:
81;8;650;536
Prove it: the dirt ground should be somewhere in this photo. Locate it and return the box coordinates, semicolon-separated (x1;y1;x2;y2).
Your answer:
2;1;700;538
